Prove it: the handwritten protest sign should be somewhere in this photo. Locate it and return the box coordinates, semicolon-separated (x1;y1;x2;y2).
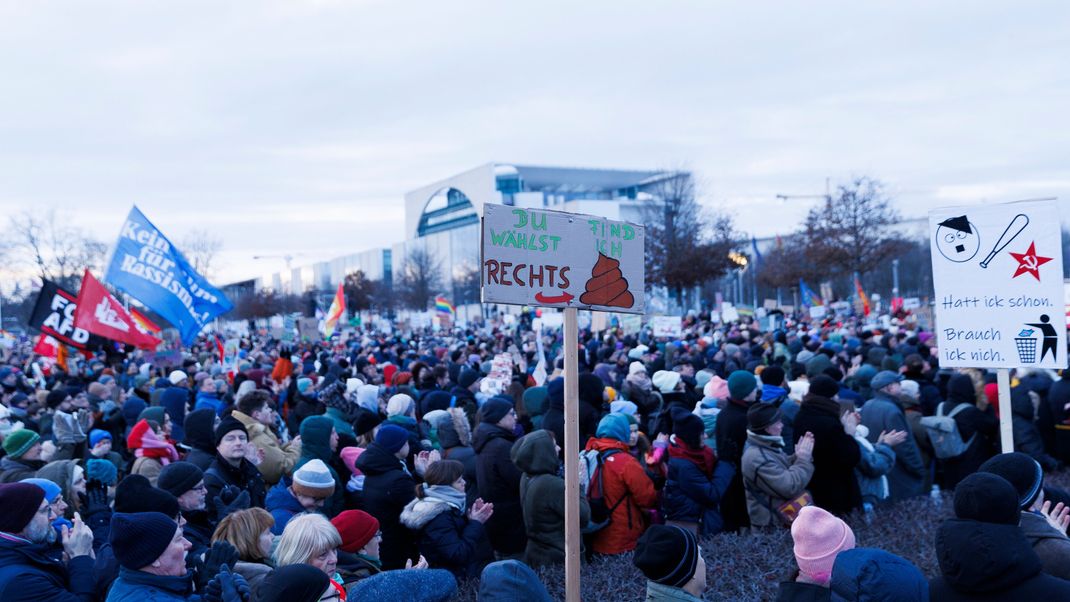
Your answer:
481;205;644;314
930;199;1066;368
651;315;683;338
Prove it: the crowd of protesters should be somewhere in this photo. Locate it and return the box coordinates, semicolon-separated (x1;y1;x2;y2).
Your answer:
3;307;1070;601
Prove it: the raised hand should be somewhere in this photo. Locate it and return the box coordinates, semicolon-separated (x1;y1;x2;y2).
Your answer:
795;432;815;462
61;513;94;559
877;429;909;447
1042;500;1070;534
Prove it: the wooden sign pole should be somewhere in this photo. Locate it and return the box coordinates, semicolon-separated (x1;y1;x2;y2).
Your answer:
563;307;581;602
997;368;1014;453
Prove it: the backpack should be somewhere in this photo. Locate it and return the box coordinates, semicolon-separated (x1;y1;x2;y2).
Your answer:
920;402;975;459
578;448;627;532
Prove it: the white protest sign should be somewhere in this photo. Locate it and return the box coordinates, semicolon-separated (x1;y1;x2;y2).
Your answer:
903;297;922;310
721;303;740;322
481;204;645;314
930;199;1066;368
651;315;683;338
809;305;828;319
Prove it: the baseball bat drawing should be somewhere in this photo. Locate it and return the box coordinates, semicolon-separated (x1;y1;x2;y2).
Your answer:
980;213;1029;268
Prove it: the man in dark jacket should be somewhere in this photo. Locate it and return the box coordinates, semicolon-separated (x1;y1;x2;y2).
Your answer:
793;376;862;516
157;461;213;560
936;373;997;489
0;482;96;601
715;370;757;531
182;409;219;471
204;416;267;521
473;396;527;557
860;371;925;501
354;425;417;570
0;429;46;483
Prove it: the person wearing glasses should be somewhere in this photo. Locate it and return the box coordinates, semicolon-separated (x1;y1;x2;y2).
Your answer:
158;461;213;560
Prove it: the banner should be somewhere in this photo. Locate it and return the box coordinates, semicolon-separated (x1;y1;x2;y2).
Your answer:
73;270;161;349
28;280;94;349
105;206;233;344
323;283;345;339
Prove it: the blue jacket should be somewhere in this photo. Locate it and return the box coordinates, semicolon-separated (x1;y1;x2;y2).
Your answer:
662;450;736;535
0;533;96;602
106;567;198;602
348;568;456;602
194;392;225;416
265;481;308;535
477;560;552;602
830;548;927;600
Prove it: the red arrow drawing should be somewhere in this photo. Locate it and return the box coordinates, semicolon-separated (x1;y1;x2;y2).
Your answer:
535;291;574;304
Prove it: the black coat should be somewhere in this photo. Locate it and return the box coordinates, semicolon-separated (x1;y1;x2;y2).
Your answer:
1048;377;1070;464
182;409;218;472
930;518;1070;600
542;396;598;454
938;401;998;489
472;422;526;555
1012;386;1061;471
0;536;96;602
792;395;862;516
353;442;416;570
715;398;752;531
203;455;267;521
652;391;691;439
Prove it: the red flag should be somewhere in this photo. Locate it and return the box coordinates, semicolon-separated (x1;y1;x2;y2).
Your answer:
73;270;161;349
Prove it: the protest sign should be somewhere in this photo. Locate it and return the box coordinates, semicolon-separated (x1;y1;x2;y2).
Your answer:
809;305;828;319
28;280;93;349
297;318;321;342
903;297;922;310
651;315;683;338
721;303;740;322
73;270;161;349
481;205;645;314
105;206;233;345
930;199;1066;368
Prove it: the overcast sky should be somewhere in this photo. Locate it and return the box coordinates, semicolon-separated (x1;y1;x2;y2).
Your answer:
2;0;1069;287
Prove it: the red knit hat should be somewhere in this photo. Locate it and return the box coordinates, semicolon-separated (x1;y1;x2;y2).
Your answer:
331;510;379;553
126;419;151;450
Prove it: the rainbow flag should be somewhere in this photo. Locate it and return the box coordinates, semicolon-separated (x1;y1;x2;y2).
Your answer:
435;294;455;317
854;275;871;317
324;283;345;338
130;307;161;336
799;279;823;307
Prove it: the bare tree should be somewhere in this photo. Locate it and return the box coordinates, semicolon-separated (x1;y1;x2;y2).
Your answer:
756;234;826;290
452;260;481;307
7;209;108;290
642;171;739;305
396;247;443;310
181;229;223;279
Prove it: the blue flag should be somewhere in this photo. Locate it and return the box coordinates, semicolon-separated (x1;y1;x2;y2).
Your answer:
104;206;233;345
751;236;763;269
799;279;824;307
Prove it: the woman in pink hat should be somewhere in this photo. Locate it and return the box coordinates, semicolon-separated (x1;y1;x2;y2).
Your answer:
776;505;855;600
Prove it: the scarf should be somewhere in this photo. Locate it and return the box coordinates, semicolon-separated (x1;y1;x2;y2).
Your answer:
423;484;467;514
747;430;785;449
356;553;381;570
668;438;717;478
136;428;179;464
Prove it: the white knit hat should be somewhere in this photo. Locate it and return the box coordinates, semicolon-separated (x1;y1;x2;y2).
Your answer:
345;378;364;396
386;394;415;417
168;370;188;386
651;370;681;394
292;459;336;499
629;361;647;376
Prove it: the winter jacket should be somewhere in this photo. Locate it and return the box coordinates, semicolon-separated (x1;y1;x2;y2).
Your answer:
0;456;46;483
542;387;599;453
714;398;753;531
353;442;416;570
583;436;658;554
472;422;526;556
232;410;301;486
851;425;895;507
741;430;814;528
1020;510;1070;581
193;391;225;416
345;568;457;602
438;409;479;508
1012;386;1061;471
180;509;214;562
522;387;549;430
296;416;344;517
398;494;494;580
182;409;219;471
477;559;553;602
860;392;925;501
793;395;862;516
662;440;735;535
622;375;659;419
930;518;1070;600
774;581;831;601
131;456;164;486
266;481;310;534
829;547;929;601
651;390;692;440
0;533;95;602
232;561;272;591
203;455;267;521
106;567;198;602
511;430;590;566
1048;376;1070;465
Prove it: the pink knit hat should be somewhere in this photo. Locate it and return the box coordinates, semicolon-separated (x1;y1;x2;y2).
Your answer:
704;375;729;400
791;506;855;584
340;446;365;476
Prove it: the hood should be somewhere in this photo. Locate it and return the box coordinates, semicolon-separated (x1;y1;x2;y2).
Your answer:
266;482;304;514
584;436;630;454
472;421;515;453
122;398;147;425
183;408;217;452
478;559;553;602
437;408;471;449
353;443;406;477
935;518;1041;593
830;547;928;601
522;386;549;417
510;430;558;475
299;415;334;464
399;497;452;530
946;373;976;406
159;387;189;441
35;459;77;501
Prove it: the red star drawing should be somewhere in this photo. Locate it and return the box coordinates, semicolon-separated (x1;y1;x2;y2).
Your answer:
1009;241;1053;281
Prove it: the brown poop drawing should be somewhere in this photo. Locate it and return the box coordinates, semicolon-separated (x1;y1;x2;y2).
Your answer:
579;253;634;308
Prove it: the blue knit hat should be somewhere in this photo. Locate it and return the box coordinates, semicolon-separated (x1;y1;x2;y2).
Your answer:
109;511;179;570
89;429;112;448
596;414;630;444
87;459;118;486
375;424;410;454
20;477;62;503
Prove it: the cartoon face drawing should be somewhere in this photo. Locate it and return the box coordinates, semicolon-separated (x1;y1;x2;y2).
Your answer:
935;215;980;262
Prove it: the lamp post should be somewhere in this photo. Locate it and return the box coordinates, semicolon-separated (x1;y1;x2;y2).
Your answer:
892;258;900;298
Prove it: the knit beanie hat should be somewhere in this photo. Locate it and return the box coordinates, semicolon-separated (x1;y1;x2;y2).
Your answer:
89;429;112;448
595;413;630;443
386;394;414;418
215;416;247;447
629;361;647;376
747;403;782;433
375;424;409;454
114;474;180;518
458;367;480;389
157;461;204;498
255;564;330;602
168;370;188;386
761;365;786;386
481;397;514;425
633;525;700;588
138;406;167;426
979;452;1045;510
807;375;840;399
296;377;313;394
703;375;729;400
45;389;70;409
2;428;40;458
331;509;380;553
695;370;714;392
292;459;336;499
20;477;62;503
87;458;119;486
340;447;365;476
791;505;856;584
110;511;179;570
727;370;758;400
651;370;681;394
954;472;1020;525
352;411;382;437
0;482;46;533
609;400;638;417
671;406;704;449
